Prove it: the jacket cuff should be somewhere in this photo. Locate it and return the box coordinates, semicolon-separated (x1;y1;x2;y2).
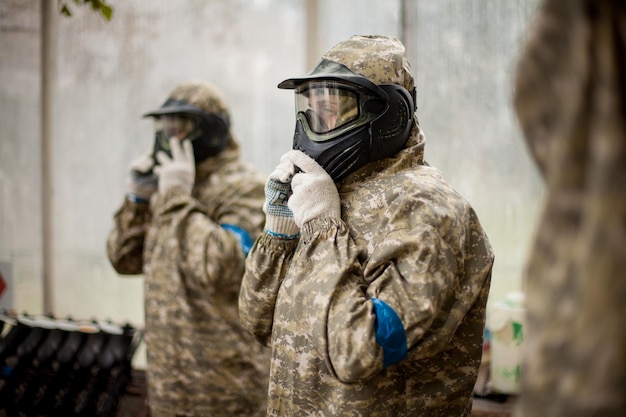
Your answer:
264;215;300;239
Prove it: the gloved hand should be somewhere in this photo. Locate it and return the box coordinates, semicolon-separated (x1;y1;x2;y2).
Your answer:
154;138;195;196
263;153;300;238
285;150;341;228
126;152;158;203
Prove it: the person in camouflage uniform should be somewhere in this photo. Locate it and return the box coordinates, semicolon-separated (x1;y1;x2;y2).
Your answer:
513;1;626;416
107;81;269;417
239;35;494;416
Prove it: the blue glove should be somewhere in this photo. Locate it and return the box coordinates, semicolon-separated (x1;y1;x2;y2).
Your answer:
263;153;300;239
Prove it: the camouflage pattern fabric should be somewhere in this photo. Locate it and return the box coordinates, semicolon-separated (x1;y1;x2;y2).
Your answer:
239;33;493;417
322;35;415;93
107;136;269;416
513;1;626;416
165;80;232;121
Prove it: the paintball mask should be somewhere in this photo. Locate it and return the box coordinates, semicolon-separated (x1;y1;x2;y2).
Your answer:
279;35;418;182
143;97;230;165
279;59;415;182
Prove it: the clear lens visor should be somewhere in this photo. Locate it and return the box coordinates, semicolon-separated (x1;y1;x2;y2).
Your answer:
295;81;360;135
153;115;196;141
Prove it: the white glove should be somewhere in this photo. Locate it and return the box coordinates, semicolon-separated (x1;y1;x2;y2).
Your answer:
154;138;195;196
285;150;341;228
126;152;158;202
263;153;299;238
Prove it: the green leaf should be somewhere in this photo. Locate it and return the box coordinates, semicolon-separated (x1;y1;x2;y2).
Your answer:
100;4;113;20
60;5;72;17
57;0;114;22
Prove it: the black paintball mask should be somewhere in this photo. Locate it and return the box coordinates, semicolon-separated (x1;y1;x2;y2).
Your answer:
143;98;230;165
278;60;416;182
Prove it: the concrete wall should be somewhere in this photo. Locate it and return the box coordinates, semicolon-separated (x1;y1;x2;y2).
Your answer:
0;0;541;328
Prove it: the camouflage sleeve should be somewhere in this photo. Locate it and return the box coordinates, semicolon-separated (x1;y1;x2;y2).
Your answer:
238;233;299;346
288;214;491;384
106;197;152;275
152;186;258;295
210;178;266;245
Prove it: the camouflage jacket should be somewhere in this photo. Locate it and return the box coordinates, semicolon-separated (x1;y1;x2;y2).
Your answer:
107;139;269;417
239;126;494;416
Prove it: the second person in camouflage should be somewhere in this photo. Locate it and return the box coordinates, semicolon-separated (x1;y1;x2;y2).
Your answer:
239;35;494;416
107;81;270;417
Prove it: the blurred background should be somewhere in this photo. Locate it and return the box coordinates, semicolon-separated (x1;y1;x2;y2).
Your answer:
0;0;542;366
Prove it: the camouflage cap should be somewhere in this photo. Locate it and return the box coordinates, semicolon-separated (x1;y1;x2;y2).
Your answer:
323;35;415;92
157;80;231;120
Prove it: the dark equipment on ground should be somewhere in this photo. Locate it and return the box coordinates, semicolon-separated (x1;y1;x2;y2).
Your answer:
0;311;143;417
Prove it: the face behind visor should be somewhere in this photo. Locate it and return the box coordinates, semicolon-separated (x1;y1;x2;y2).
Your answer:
151;114;206;162
295;80;383;138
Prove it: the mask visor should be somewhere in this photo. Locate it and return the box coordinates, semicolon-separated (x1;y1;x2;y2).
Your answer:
154;115;196;142
153;114;198;155
295;81;360;137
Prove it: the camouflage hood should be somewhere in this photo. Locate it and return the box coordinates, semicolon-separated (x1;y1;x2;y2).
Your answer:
323;35;415;94
279;35;415;94
160;80;231;121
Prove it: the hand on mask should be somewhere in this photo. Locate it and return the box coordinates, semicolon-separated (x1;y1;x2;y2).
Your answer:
126;152;158;203
284;150;341;228
154;138;196;196
263;153;299;238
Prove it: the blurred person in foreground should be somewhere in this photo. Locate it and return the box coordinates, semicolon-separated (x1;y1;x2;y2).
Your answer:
513;1;626;416
239;35;494;416
107;80;269;417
